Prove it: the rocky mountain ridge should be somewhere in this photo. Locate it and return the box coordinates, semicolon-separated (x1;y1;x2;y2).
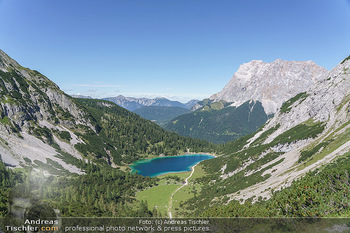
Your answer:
209;59;328;114
0;50;92;173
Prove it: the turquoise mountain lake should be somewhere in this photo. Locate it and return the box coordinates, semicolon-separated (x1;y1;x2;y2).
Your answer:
130;154;214;177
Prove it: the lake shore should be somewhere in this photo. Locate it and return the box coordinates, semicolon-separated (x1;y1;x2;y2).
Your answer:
183;152;218;157
135;151;219;161
129;154;215;177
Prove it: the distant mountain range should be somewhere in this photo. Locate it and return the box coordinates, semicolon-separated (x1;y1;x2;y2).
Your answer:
103;95;199;111
100;96;198;126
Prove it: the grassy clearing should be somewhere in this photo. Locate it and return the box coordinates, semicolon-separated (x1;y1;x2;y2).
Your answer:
158;171;191;181
136;164;209;217
188;164;207;181
172;183;202;217
134;171;191;216
171;165;207;216
136;184;180;216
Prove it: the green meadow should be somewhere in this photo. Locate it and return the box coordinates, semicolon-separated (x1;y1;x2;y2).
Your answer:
135;172;191;216
135;165;209;217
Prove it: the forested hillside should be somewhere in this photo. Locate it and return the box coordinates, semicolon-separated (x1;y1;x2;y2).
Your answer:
200;153;350;217
133;106;189;126
165;101;268;144
74;98;217;164
0;156;161;218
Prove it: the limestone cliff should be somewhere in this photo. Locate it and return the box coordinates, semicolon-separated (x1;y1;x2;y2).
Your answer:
209;59;328;114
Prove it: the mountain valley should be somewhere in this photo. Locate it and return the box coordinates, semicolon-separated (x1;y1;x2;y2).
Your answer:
0;49;216;218
1;49;350;226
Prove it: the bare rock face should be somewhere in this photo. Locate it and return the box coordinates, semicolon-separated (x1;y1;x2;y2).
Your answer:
0;49;92;173
0;49;91;130
265;57;350;142
210;59;328;114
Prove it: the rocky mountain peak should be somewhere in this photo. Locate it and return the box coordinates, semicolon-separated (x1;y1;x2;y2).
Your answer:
210;59;328;114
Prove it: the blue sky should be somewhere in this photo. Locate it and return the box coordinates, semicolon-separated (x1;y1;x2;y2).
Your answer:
1;0;350;102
